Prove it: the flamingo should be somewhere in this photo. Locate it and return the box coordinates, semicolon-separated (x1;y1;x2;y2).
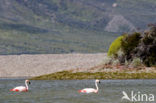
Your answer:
10;80;31;92
78;79;100;93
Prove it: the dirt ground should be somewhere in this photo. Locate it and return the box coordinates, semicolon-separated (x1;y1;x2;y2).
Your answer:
0;53;106;77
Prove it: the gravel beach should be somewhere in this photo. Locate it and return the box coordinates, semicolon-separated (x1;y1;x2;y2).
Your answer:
0;53;106;78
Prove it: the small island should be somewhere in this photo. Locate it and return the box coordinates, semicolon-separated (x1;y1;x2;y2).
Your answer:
31;25;156;80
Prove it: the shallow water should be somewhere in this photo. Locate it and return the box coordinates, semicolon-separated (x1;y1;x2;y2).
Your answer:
0;79;156;103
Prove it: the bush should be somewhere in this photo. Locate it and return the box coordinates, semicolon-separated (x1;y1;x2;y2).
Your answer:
121;32;141;60
134;25;156;66
130;58;142;67
108;25;156;67
108;35;126;57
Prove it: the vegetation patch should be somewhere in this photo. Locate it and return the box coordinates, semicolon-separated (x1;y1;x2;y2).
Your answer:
30;70;156;80
107;25;156;66
108;35;125;57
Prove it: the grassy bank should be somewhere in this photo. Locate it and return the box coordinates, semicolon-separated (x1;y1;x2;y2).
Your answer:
30;71;156;80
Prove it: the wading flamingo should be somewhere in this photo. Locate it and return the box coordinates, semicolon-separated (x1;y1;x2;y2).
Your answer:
78;79;100;93
10;80;31;92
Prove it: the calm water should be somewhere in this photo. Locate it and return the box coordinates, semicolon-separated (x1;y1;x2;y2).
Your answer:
0;79;156;103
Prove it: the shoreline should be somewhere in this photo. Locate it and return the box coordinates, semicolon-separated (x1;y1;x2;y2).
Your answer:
30;64;156;80
30;70;156;80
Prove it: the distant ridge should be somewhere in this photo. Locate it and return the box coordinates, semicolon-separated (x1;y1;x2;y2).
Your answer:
0;0;155;54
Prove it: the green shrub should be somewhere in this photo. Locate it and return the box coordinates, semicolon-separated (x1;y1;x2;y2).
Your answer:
108;35;126;57
121;32;141;60
108;25;156;67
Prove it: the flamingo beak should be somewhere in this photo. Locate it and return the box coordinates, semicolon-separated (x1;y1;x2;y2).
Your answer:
99;81;101;84
29;81;31;84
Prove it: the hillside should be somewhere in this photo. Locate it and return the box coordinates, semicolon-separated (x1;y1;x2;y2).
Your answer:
0;0;156;54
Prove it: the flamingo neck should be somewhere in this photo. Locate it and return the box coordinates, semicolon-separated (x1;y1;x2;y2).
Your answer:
95;81;98;91
25;81;28;90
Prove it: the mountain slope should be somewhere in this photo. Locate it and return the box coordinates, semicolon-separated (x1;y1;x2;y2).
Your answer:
0;0;155;54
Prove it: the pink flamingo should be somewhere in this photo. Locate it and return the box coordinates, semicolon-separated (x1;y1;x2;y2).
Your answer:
78;79;100;93
10;80;31;92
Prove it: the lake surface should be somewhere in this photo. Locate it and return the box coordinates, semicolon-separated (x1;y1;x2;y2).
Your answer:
0;79;156;103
